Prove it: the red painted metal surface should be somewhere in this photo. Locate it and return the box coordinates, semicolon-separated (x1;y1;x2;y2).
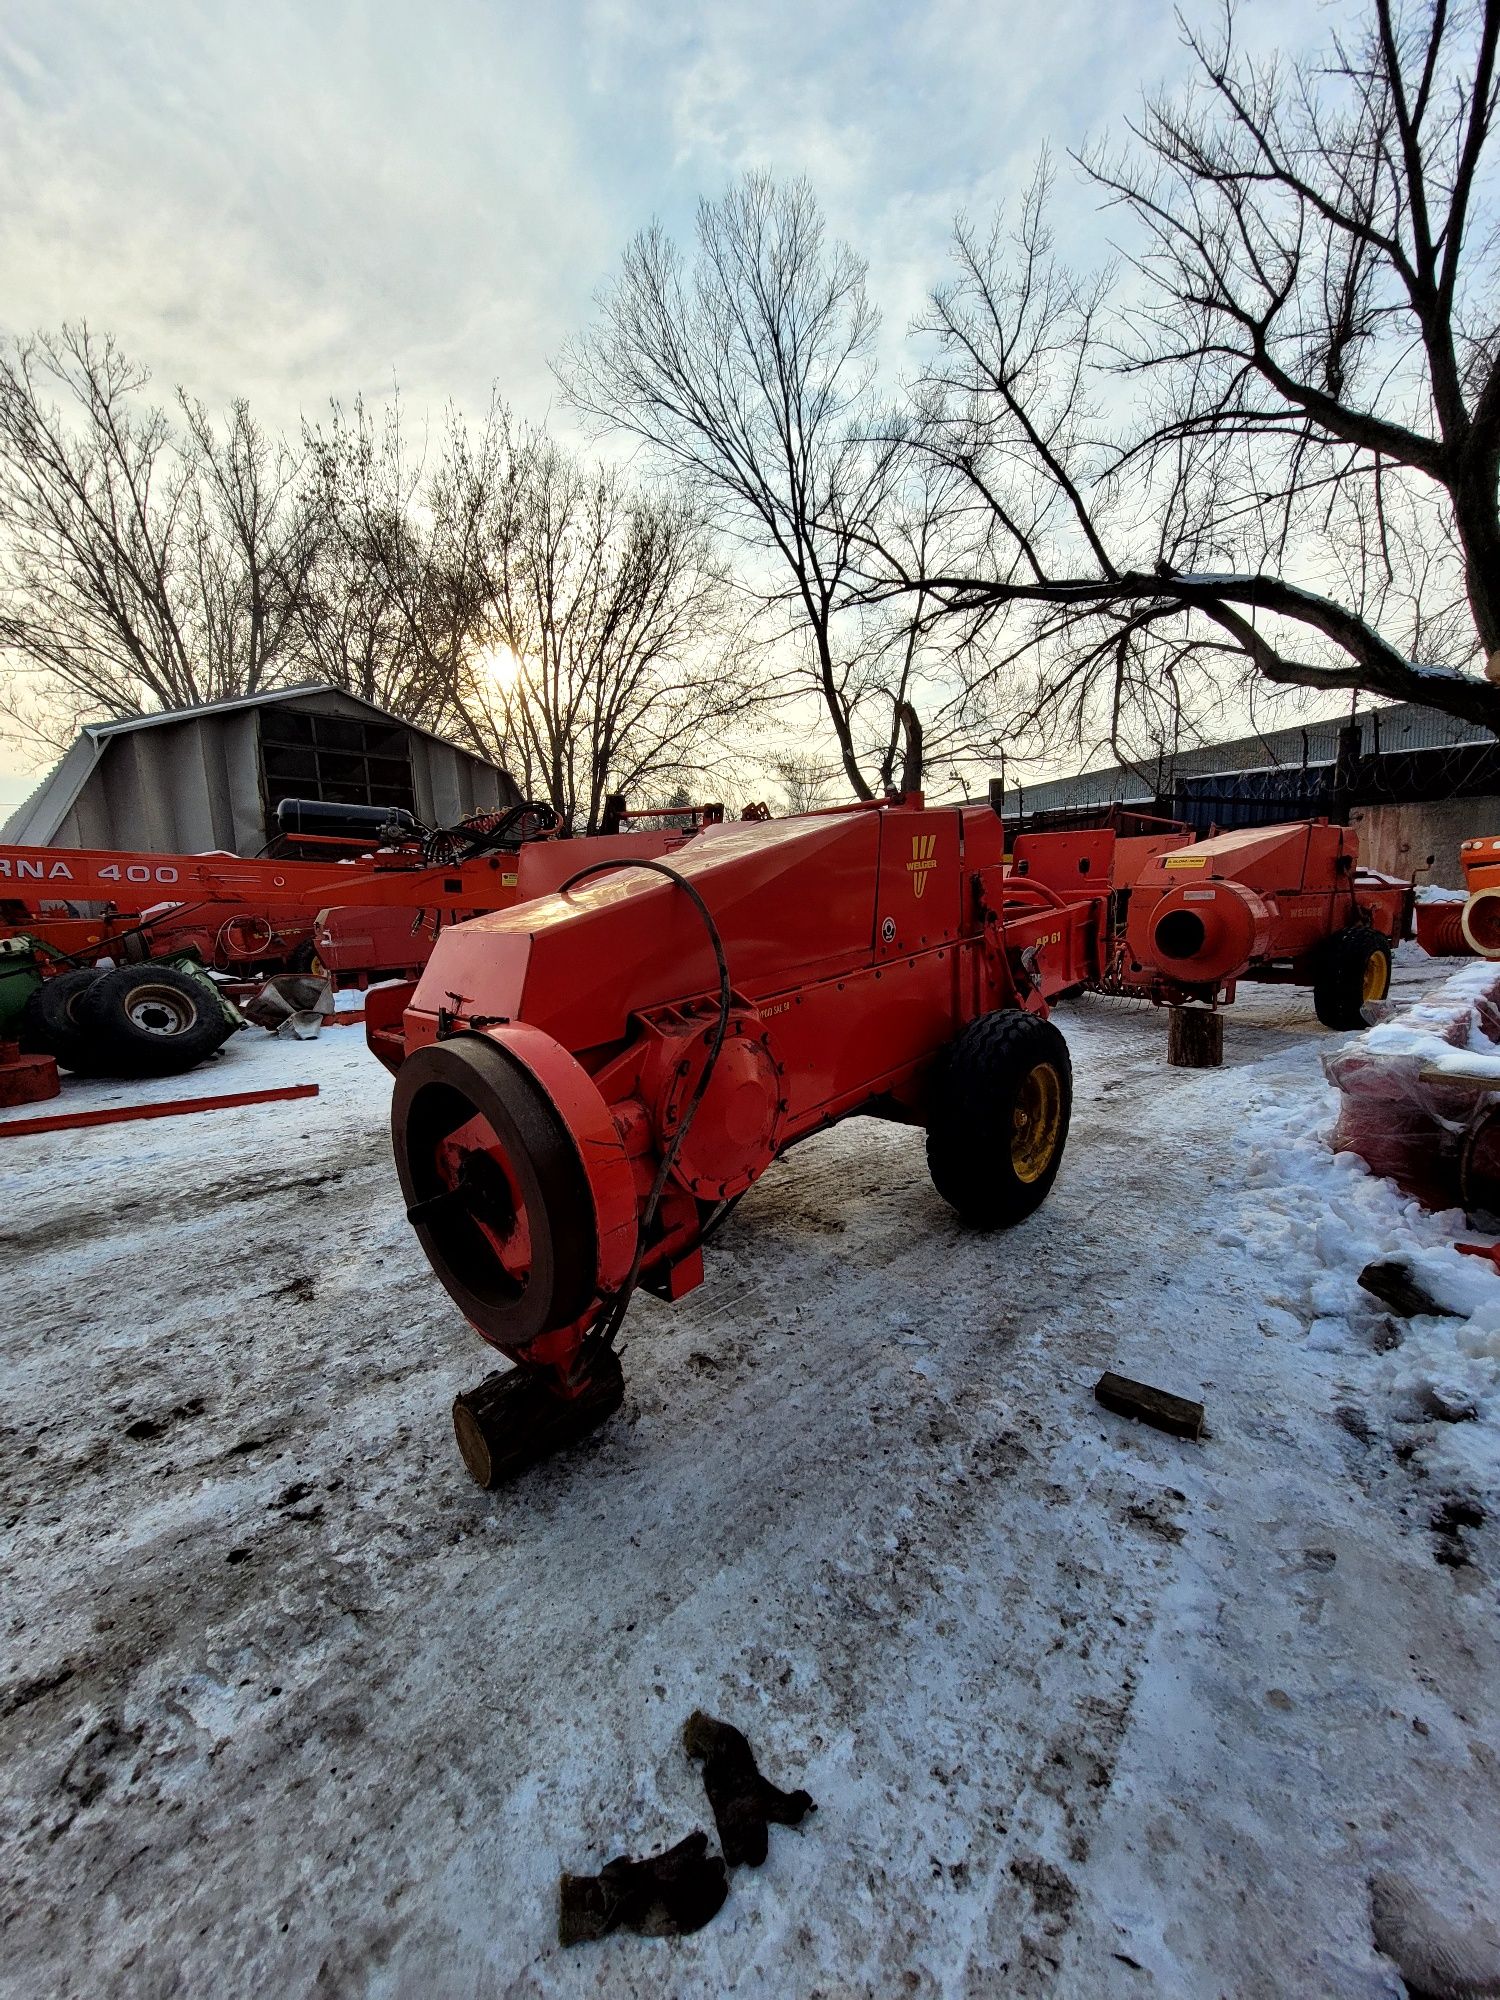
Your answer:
385;797;1104;1396
0;820;703;982
0;1043;60;1107
1460;839;1500;956
1013;819;1410;1006
0;1080;319;1138
1415;901;1473;957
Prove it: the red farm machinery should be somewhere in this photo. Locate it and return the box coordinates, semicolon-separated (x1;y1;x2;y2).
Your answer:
0;798;722;1085
371;795;1102;1485
1014;817;1411;1029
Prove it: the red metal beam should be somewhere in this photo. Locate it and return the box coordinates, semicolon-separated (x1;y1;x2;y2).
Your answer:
0;1081;320;1138
0;840;517;911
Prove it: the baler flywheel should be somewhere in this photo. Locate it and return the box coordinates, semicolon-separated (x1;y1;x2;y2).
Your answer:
393;1034;598;1350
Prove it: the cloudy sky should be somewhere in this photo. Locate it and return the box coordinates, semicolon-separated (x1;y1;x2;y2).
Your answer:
0;0;1326;799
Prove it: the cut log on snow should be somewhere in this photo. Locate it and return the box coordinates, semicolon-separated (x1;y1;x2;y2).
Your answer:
453;1350;625;1488
1167;1007;1223;1069
1095;1371;1205;1440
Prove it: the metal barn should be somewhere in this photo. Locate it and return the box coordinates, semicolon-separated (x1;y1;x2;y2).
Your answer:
1;686;518;856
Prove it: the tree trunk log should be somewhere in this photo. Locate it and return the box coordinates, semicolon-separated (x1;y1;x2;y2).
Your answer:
453;1350;625;1488
1167;1006;1223;1068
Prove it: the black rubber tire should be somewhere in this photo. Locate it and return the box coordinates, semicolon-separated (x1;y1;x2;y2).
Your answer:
925;1008;1073;1227
77;964;234;1076
1312;925;1393;1030
18;968;105;1071
288;939;325;976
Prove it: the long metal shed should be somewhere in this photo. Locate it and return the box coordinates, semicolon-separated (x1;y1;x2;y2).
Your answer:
1;686;519;855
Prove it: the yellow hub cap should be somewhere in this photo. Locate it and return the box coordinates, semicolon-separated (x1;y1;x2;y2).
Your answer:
1363;951;1389;1002
1011;1061;1063;1184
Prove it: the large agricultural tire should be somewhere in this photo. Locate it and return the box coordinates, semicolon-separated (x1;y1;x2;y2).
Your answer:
19;968;106;1072
1312;925;1392;1031
77;963;234;1077
925;1008;1073;1227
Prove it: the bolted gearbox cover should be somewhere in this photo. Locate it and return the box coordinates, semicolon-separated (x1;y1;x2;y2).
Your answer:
655;1029;786;1202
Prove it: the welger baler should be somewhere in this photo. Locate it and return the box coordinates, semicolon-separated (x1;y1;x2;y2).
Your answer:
1112;820;1411;1027
373;797;1103;1484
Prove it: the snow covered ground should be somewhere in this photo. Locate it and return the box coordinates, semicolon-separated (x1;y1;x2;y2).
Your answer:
2;970;1497;1998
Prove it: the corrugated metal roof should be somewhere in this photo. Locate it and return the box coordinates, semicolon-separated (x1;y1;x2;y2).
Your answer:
80;682;474;754
0;685;513;848
998;701;1492;817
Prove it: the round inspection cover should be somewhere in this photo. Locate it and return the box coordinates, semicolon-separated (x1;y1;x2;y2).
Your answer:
658;1032;784;1201
392;1034;598;1350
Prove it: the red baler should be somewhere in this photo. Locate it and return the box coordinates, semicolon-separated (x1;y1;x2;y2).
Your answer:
1115;821;1410;1026
1014;819;1411;1028
378;796;1102;1484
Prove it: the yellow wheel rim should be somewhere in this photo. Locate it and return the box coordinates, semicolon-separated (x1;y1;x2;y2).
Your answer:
1011;1061;1063;1184
1362;951;1389;1002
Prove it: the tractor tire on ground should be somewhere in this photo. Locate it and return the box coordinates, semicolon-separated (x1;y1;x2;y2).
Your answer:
1312;925;1392;1031
77;964;233;1077
18;968;105;1072
925;1008;1073;1227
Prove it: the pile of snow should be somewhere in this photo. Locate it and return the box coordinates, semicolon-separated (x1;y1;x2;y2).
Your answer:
1356;957;1500;1062
1242;1066;1500;1495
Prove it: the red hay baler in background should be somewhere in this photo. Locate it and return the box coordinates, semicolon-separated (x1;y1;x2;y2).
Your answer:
1115;821;1411;1026
1012;819;1411;1028
374;795;1104;1485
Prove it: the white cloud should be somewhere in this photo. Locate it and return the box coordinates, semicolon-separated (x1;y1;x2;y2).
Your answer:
0;0;1348;785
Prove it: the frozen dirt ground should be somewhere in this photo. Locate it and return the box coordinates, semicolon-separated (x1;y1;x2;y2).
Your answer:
2;971;1498;1999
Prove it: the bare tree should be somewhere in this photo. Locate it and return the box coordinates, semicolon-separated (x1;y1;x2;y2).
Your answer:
558;173;919;796
0;326;318;748
462;435;752;831
770;751;839;813
308;397;750;828
302;394;494;730
880;0;1500;755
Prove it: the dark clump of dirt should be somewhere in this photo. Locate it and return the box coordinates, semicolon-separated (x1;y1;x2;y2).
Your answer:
1;1664;77;1720
1430;1495;1486;1569
1010;1851;1079;1919
123;1399;205;1443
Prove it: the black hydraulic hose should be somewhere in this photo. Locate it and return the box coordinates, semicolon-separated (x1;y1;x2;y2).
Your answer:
557;857;733;1364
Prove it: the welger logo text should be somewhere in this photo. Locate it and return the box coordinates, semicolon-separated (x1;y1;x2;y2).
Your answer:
907;833;938;899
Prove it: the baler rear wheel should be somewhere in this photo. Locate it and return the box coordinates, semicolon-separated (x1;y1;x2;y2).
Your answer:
19;968;104;1072
925;1009;1073;1226
1312;926;1392;1031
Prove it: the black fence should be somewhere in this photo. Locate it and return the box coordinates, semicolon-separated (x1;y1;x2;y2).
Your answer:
1010;730;1500;839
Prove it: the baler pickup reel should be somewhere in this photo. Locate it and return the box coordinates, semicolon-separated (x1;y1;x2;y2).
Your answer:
387;797;1104;1487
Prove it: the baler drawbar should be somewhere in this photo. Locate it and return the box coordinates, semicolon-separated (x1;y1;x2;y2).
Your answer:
378;795;1102;1485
